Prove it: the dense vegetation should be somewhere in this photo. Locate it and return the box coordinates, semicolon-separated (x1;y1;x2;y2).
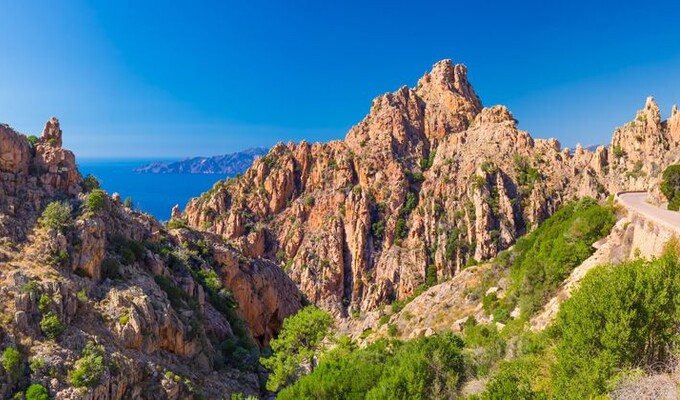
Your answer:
661;164;680;210
278;332;465;400
264;198;680;399
503;197;616;316
277;250;680;399
477;249;680;399
260;306;333;391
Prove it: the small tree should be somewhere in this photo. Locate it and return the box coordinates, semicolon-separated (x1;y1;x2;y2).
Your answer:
2;347;21;380
39;202;73;233
26;135;39;147
40;313;64;340
69;341;107;388
25;384;50;400
85;189;107;213
260;306;333;392
661;165;680;211
124;197;133;209
81;174;101;192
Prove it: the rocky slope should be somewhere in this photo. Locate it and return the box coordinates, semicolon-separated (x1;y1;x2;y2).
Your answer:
134;148;268;175
182;59;680;316
0;121;302;399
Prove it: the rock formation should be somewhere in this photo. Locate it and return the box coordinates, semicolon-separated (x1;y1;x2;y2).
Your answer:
0;121;302;399
183;60;680;317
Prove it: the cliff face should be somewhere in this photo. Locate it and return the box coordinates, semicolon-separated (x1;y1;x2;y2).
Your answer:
183;60;680;316
0;118;81;240
0;121;302;399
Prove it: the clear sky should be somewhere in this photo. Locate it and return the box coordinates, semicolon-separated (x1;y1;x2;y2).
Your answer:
1;1;679;158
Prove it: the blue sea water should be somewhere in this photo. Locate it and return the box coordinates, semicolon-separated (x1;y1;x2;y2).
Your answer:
77;158;226;221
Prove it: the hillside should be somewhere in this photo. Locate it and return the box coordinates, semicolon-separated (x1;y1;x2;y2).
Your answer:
0;120;302;399
134;148;268;175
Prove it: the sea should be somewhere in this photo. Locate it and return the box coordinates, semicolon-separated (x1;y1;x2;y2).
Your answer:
78;158;227;221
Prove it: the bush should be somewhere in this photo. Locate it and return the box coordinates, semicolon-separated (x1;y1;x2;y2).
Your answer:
552;253;680;399
25;384;50;400
124;197;133;208
85;189;106;213
39;201;73;233
167;219;187;230
612;144;625;158
661;165;680;211
481;356;545;399
371;220;385;240
38;294;51;313
463;323;506;377
260;306;333;391
386;324;398;337
100;258;122;280
26;135;39;147
69;341;107;388
40;313;64;340
279;332;465;400
2;347;21;380
81;174;100;192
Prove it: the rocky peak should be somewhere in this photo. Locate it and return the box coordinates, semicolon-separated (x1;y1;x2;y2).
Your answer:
471;105;517;127
638;96;662;130
41;116;63;147
415;60;482;112
610;97;668;164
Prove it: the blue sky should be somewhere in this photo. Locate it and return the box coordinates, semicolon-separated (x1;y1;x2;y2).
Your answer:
1;1;679;158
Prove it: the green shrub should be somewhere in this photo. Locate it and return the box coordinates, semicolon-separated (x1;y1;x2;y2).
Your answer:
463;323;506;377
100;258;122;280
481;356;546;399
39;201;73;233
260;306;333;391
612;144;625;158
465;257;478;267
38;294;51;313
386;324;398;337
69;341;107;388
29;358;46;373
552;253;680;399
81;174;100;192
26;135;39;147
167;219;187;229
124;197;133;208
2;347;21;380
40;313;64;340
371;220;385;240
661;164;680;211
118;314;130;325
25;384;50;400
20;281;39;294
85;189;106;213
425;264;437;287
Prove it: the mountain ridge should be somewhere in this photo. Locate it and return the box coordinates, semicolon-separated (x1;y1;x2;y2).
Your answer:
181;59;680;317
134;147;268;175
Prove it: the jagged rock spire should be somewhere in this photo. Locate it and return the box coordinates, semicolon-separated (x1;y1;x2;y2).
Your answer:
41;116;62;148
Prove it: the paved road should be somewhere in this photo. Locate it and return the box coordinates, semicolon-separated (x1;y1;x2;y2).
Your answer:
617;192;680;232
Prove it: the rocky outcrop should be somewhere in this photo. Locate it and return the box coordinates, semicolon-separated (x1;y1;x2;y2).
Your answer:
0;118;81;240
183;60;680;318
0;121;301;399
